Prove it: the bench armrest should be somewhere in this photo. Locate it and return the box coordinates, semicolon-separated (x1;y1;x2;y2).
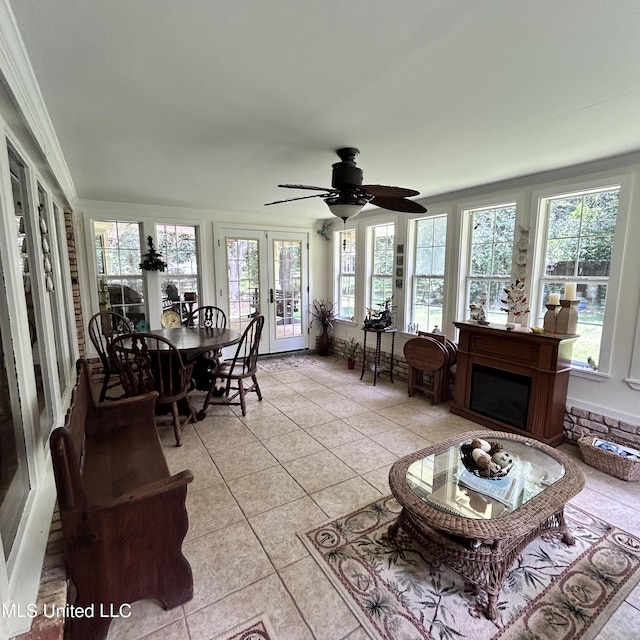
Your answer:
89;469;194;513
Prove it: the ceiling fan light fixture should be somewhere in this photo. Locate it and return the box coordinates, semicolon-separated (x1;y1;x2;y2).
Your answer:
325;194;369;222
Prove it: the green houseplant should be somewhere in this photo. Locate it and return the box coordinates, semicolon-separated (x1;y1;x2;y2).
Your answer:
310;299;337;356
344;337;360;369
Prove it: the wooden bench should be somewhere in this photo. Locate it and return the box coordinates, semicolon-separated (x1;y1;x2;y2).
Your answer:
50;359;194;640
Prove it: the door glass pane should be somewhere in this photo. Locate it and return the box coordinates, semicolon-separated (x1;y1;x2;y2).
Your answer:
273;239;302;338
94;221;147;328
157;224;199;323
226;238;260;334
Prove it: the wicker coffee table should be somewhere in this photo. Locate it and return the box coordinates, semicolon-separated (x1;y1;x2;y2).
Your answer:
386;430;585;619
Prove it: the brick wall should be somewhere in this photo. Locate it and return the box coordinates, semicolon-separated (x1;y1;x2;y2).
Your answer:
65;209;86;357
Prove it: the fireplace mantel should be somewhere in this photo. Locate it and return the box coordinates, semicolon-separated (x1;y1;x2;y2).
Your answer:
450;321;578;446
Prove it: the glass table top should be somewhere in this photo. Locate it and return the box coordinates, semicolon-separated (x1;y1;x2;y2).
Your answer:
406;437;566;520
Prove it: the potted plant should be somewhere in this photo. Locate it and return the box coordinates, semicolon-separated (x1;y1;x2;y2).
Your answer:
310;299;337;356
344;337;360;369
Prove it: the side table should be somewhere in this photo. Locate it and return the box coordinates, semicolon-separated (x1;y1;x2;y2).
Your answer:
360;327;397;386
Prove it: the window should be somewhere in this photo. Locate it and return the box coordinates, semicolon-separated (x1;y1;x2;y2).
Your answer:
337;229;356;320
465;203;516;322
369;223;395;312
538;186;619;368
94;221;146;328
411;215;447;333
157;224;199;322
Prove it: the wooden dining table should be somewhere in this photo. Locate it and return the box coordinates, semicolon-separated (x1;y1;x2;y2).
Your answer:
130;326;242;420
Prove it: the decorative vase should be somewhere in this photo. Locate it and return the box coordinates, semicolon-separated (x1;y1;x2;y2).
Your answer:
556;299;579;334
317;325;330;356
543;304;560;333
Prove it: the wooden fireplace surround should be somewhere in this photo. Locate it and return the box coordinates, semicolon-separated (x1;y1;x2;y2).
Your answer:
450;321;578;446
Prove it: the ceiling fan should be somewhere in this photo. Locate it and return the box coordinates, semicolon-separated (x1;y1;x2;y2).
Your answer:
265;147;427;222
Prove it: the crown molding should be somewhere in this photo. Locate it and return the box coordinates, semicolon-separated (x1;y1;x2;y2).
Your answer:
0;0;77;204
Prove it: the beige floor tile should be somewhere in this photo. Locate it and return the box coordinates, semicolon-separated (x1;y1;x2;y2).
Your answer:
210;441;279;480
242;412;300;439
261;429;325;463
593;602;640;639
182;520;273;614
370;426;432;456
196;418;258;452
251;380;297;399
344;629;372;640
323;398;370;419
376;403;434;426
306;419;364;448
139;618;190;640
249;497;327;569
286;405;337;428
570;487;640;536
106;599;184;640
279;556;359;640
185;482;244;541
269;393;318;413
627;583;640;609
227;465;306;516
330;437;398;474
343;411;401;437
311;476;383;518
285;378;332;394
284;450;356;493
362;463;393;494
186;573;314;640
165;447;224;492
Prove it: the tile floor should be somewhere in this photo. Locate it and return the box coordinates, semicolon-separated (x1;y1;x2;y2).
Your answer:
104;355;640;640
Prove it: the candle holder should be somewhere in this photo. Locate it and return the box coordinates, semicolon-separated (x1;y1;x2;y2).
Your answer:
543;303;560;333
555;299;579;334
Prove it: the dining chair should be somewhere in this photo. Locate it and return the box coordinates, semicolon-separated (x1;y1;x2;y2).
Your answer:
87;310;134;402
109;332;196;446
198;315;264;419
185;305;228;390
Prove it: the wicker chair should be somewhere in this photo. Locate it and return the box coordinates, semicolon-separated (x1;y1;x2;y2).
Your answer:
185;306;228;390
109;332;196;446
87;310;134;402
198;315;264;419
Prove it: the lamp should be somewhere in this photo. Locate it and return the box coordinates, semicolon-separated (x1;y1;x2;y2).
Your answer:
325;192;370;222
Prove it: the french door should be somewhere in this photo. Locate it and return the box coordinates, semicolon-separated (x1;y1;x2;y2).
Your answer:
215;227;309;353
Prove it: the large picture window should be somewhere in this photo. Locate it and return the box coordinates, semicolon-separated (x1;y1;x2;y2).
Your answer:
465;203;516;323
537;186;619;368
411;215;447;333
337;229;356;320
370;223;394;311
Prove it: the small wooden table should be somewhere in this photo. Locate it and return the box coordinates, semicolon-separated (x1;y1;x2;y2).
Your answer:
360;327;397;385
386;430;585;619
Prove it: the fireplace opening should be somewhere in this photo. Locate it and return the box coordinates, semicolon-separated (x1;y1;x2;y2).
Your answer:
469;364;531;430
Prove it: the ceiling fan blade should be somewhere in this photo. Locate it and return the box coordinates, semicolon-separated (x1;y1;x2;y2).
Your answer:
278;184;336;192
265;193;329;206
370;195;427;214
361;184;420;198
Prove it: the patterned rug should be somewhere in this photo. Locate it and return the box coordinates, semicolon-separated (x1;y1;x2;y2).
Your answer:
301;496;640;640
213;614;279;640
258;354;324;371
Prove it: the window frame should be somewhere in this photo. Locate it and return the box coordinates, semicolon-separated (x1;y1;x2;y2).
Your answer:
531;175;631;377
335;227;357;322
408;213;448;334
367;221;395;313
462;200;518;324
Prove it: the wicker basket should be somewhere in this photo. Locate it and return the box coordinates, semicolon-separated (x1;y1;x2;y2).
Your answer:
578;434;640;481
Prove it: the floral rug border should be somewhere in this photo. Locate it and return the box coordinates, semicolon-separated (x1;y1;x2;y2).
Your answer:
300;495;640;640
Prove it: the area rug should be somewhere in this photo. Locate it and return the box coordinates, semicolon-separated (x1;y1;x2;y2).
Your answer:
300;495;640;640
258;354;323;371
213;614;279;640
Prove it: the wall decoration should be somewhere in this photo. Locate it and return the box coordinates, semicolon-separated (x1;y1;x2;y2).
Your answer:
396;244;404;254
515;226;530;279
396;256;404;266
396;267;403;277
396;279;403;288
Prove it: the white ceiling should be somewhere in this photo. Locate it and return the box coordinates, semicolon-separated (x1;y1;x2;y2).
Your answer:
8;0;640;220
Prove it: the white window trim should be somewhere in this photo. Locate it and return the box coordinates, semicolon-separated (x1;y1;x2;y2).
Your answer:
333;226;358;324
529;174;632;380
